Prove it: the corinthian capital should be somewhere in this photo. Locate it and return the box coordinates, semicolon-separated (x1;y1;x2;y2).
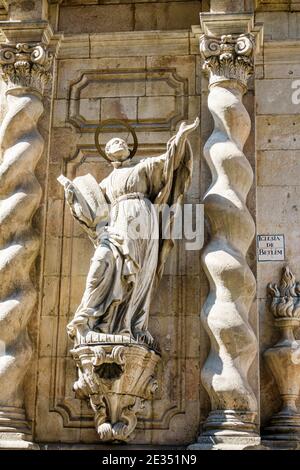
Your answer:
200;33;255;90
0;43;53;95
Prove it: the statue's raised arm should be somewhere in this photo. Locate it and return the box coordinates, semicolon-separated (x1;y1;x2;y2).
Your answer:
172;117;200;169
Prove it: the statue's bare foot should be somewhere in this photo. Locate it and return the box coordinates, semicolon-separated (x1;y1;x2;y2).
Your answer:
134;330;160;351
67;320;90;342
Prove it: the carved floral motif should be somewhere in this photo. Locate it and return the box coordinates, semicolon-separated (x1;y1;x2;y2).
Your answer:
200;33;255;88
0;43;53;93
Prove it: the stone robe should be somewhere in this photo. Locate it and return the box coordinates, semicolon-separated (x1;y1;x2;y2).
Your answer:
67;135;192;343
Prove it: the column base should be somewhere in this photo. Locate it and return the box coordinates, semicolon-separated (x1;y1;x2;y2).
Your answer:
261;439;300;450
263;410;300;441
202;410;258;435
188;435;262;451
0;406;39;450
0;433;39;450
188;410;260;450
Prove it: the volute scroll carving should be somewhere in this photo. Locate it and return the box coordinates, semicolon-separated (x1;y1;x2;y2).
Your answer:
0;42;53;94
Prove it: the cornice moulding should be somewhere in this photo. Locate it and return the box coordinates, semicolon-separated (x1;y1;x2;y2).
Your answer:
199;13;263;55
255;0;300;12
0;20;53;44
200;12;255;36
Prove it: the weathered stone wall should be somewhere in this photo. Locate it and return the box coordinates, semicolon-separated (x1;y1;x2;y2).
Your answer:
255;11;300;427
35;2;300;444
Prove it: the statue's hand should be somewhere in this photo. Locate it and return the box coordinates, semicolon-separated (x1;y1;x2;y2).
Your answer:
178;117;200;136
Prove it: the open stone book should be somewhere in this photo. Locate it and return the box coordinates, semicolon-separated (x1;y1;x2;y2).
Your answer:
57;173;109;226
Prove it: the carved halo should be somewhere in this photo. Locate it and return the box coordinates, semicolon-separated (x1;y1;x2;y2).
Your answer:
95;119;138;162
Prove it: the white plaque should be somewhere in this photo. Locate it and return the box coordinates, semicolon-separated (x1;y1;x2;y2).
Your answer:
257;234;285;262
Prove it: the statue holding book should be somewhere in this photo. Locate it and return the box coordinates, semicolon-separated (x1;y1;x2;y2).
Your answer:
58;117;199;442
59;117;199;349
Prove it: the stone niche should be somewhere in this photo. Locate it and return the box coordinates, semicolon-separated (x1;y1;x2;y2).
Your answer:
34;25;203;445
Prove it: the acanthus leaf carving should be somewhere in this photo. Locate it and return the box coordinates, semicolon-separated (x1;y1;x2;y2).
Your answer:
200;33;255;89
0;43;53;95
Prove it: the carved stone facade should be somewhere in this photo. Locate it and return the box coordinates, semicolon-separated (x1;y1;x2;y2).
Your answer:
0;0;300;452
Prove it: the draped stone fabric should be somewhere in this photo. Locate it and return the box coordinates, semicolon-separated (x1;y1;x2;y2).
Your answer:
66;136;192;341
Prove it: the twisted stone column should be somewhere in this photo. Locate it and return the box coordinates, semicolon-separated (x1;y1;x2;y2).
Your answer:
199;34;259;442
0;43;52;448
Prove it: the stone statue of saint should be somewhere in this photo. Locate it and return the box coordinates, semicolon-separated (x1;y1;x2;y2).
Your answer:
60;118;199;349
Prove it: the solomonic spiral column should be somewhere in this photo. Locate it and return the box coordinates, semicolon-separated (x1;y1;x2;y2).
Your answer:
196;33;260;447
0;42;52;448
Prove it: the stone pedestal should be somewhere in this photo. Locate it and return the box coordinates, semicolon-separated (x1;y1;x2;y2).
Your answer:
189;435;261;450
71;338;160;443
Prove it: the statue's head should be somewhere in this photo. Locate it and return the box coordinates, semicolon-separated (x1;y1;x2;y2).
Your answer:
105;137;130;163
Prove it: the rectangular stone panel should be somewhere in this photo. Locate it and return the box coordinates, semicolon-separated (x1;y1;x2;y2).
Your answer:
134;1;202;31
79;75;146;99
263;40;300;77
256;0;290;11
90;31;189;57
264;62;300;78
257;150;300;186
59;4;134;34
256;79;300;114
67;68;188;132
256;12;289;39
256;115;300;149
138;96;176;121
255;0;300;10
56;57;146;99
101;97;137;120
59;2;201;33
58;34;90;59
